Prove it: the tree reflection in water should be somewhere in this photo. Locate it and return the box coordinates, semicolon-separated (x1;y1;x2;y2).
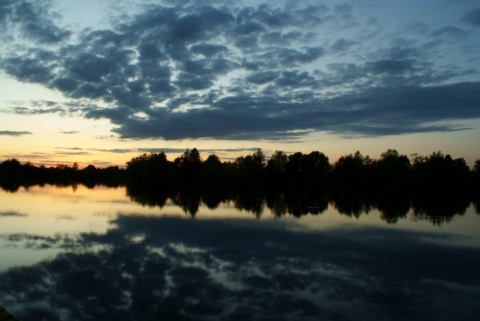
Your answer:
1;215;479;321
411;190;471;225
125;184;474;225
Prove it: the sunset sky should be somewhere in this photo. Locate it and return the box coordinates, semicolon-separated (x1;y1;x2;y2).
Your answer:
1;0;479;168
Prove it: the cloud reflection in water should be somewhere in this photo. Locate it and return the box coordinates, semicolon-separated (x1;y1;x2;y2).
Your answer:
1;214;479;321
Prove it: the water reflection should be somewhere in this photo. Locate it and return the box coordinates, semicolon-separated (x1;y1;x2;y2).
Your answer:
125;185;475;225
2;181;477;224
411;191;471;225
1;185;480;320
1;215;479;320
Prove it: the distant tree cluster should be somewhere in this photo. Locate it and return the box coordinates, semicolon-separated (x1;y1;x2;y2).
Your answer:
1;148;480;193
0;159;124;191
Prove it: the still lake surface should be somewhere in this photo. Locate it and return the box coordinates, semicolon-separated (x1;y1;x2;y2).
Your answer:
1;184;479;321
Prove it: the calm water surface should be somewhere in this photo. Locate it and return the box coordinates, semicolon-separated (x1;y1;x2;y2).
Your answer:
1;185;479;320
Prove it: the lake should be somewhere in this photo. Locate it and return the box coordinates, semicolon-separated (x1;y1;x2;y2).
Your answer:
1;184;479;321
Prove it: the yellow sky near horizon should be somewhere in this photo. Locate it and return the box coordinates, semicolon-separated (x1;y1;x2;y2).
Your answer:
2;104;479;169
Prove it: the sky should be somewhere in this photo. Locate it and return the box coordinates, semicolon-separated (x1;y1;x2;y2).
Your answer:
0;0;479;168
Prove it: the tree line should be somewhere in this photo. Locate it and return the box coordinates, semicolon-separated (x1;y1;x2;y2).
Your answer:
124;148;480;192
0;160;124;191
1;148;480;193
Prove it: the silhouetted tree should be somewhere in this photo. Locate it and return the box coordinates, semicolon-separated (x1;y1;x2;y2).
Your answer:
265;150;288;188
473;159;480;190
281;151;331;188
201;154;222;186
268;150;288;172
376;149;411;188
411;151;470;190
284;152;305;183
0;159;22;192
0;158;22;180
126;152;172;185
304;151;331;184
174;148;202;187
331;151;367;188
235;149;265;186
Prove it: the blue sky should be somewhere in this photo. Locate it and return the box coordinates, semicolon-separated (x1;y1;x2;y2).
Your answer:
0;0;479;167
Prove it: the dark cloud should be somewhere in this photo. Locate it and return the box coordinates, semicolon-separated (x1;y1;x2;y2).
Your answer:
91;147;261;156
55;147;82;150
49;77;81;92
92;148;135;154
277;47;325;65
0;211;27;217
10;106;65;115
55;151;92;156
275;70;318;87
323;82;480;135
0;131;32;136
261;30;303;45
1;152;49;160
246;71;278;84
462;8;480;26
330;38;356;52
366;59;416;75
1;56;55;83
0;0;70;43
0;1;479;141
84;107;130;124
431;26;468;38
110;81;480;140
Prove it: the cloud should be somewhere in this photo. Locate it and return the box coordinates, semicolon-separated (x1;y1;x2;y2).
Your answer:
246;71;278;84
0;0;70;44
0;1;479;141
431;26;468;39
10;106;65;115
1;152;50;160
108;81;480;140
462;8;480;26
366;59;416;75
0;131;32;136
92;147;261;155
0;55;55;83
0;211;27;217
55;151;92;156
55;147;82;150
92;148;136;154
330;38;356;52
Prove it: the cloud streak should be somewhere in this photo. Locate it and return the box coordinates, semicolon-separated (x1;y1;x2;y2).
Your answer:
0;0;479;141
0;131;32;136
